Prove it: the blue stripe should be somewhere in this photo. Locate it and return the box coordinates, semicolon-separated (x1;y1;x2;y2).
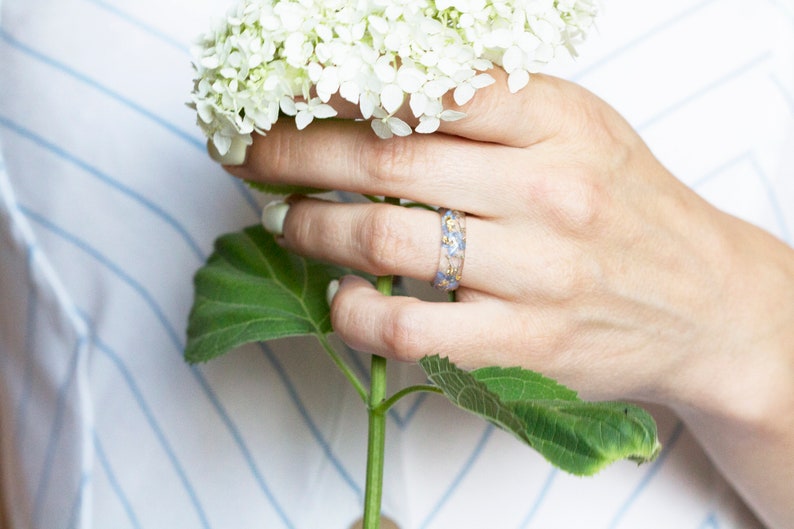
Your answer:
637;53;772;132
19;205;352;525
81;0;190;53
571;0;718;82
341;345;427;428
19;205;189;350
692;152;792;243
697;512;720;529
766;0;794;26
419;425;494;529
94;432;143;529
747;153;792;244
32;335;87;528
0;29;202;150
78;311;213;529
605;421;685;529
0;116;207;262
516;468;559;529
65;472;92;529
0;28;262;217
393;391;429;428
190;361;297;529
770;74;794;114
259;342;363;499
690;152;751;190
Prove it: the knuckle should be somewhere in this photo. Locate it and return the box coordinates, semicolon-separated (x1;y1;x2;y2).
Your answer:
361;135;418;187
546;175;608;235
382;302;424;361
359;206;412;274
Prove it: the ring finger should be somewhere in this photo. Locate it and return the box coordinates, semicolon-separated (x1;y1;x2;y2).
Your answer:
268;196;509;296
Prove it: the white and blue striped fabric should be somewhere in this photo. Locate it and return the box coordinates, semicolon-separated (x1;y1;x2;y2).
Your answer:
1;0;791;527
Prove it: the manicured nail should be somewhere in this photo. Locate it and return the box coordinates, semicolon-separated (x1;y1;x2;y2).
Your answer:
326;279;340;307
207;136;249;166
261;200;290;236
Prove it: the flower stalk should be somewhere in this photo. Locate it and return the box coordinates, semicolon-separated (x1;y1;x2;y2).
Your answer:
361;273;394;529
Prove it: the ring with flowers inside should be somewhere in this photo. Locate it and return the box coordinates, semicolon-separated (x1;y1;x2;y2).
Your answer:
432;208;466;292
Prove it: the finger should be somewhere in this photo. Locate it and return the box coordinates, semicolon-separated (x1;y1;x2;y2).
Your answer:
330;275;517;364
311;69;574;149
275;197;506;294
227;118;520;216
436;70;574;147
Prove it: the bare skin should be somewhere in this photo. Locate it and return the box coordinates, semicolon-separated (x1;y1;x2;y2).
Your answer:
224;70;794;529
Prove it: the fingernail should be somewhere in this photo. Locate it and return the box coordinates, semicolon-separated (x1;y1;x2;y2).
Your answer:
261;200;290;236
326;279;340;307
207;136;249;166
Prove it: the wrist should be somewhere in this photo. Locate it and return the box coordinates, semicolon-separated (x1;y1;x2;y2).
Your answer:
671;215;794;428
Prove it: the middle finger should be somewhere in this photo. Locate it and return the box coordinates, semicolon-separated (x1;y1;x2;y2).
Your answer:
227;118;518;217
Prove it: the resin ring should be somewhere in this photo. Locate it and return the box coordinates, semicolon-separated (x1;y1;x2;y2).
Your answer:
432;208;467;292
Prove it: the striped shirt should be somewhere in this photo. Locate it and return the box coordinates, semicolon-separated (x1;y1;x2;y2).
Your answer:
1;0;792;527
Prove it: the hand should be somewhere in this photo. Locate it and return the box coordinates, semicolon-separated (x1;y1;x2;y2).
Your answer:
226;69;791;406
225;69;794;528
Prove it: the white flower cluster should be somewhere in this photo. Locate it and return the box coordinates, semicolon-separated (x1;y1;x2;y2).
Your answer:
190;0;598;155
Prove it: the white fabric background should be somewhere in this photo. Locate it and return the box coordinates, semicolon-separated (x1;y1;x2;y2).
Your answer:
1;0;792;528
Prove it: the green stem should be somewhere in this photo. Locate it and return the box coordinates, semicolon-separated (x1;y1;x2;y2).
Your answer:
362;196;403;529
375;385;444;415
317;333;368;404
362;273;394;529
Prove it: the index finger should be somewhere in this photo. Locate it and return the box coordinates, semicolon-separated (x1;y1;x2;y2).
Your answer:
323;70;576;148
437;70;570;147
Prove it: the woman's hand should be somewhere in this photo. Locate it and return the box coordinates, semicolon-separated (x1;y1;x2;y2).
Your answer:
223;69;794;527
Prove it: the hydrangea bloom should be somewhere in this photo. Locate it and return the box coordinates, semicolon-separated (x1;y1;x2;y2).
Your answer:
190;0;598;155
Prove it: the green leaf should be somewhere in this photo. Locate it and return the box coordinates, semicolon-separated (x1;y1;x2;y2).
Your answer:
418;355;661;476
185;225;343;363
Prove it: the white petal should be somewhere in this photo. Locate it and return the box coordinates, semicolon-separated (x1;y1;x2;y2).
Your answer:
397;67;425;94
280;97;297;116
371;119;393;139
360;93;376;119
307;62;323;83
423;79;451;99
453;83;476;106
212;131;232;156
200;55;220;69
295;110;313;130
197;101;215;124
508;69;530;93
220;67;238;79
315;23;333;42
420;51;439;67
248;53;263;69
374;57;396;83
470;73;495;89
489;28;514;48
502;46;523;73
310;104;337;119
368;15;389;35
339;81;360;104
438;110;467;122
423;99;444;116
387;117;412;137
380;84;404;114
415;116;440;134
316;75;340;102
409;92;429;118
